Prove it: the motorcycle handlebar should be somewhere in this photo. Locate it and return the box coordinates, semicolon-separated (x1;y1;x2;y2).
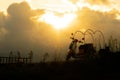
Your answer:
70;37;83;43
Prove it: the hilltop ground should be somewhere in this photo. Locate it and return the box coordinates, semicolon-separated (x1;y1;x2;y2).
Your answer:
0;54;120;80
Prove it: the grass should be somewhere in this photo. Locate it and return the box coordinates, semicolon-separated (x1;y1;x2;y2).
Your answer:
0;55;120;80
0;46;120;80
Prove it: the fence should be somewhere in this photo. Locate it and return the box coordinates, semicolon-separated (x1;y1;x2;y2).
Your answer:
0;57;32;64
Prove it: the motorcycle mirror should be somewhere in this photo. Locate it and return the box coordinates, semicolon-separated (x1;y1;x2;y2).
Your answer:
71;33;73;35
70;37;74;40
82;38;85;40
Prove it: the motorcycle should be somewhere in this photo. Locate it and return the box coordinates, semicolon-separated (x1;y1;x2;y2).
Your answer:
66;35;96;61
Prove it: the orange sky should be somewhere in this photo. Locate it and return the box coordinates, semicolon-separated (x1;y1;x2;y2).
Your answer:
0;0;120;61
1;0;120;11
0;0;76;12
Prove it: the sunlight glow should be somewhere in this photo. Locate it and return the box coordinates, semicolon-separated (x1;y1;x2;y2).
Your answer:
81;28;86;32
25;0;34;9
25;0;31;3
116;14;120;20
4;11;8;16
39;12;76;30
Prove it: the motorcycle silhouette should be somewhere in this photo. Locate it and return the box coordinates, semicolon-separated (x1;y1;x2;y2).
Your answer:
66;33;96;61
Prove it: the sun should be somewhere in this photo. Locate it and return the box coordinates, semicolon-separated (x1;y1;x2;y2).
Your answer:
39;11;76;30
25;0;31;3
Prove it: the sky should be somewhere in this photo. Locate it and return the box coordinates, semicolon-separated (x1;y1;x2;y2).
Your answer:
0;0;120;62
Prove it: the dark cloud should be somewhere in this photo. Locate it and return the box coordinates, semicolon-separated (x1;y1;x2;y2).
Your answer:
5;2;45;34
7;2;31;18
5;1;39;43
0;1;66;62
0;2;49;61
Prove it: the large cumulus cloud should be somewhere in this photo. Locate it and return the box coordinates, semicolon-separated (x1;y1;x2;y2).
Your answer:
0;1;65;62
0;2;48;61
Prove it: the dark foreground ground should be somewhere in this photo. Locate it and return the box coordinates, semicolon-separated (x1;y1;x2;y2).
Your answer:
0;55;120;80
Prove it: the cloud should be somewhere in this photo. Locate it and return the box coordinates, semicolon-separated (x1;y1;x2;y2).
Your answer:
0;1;66;62
0;2;49;60
0;12;7;38
69;0;110;5
69;7;120;42
69;0;80;4
85;0;110;5
7;2;31;18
